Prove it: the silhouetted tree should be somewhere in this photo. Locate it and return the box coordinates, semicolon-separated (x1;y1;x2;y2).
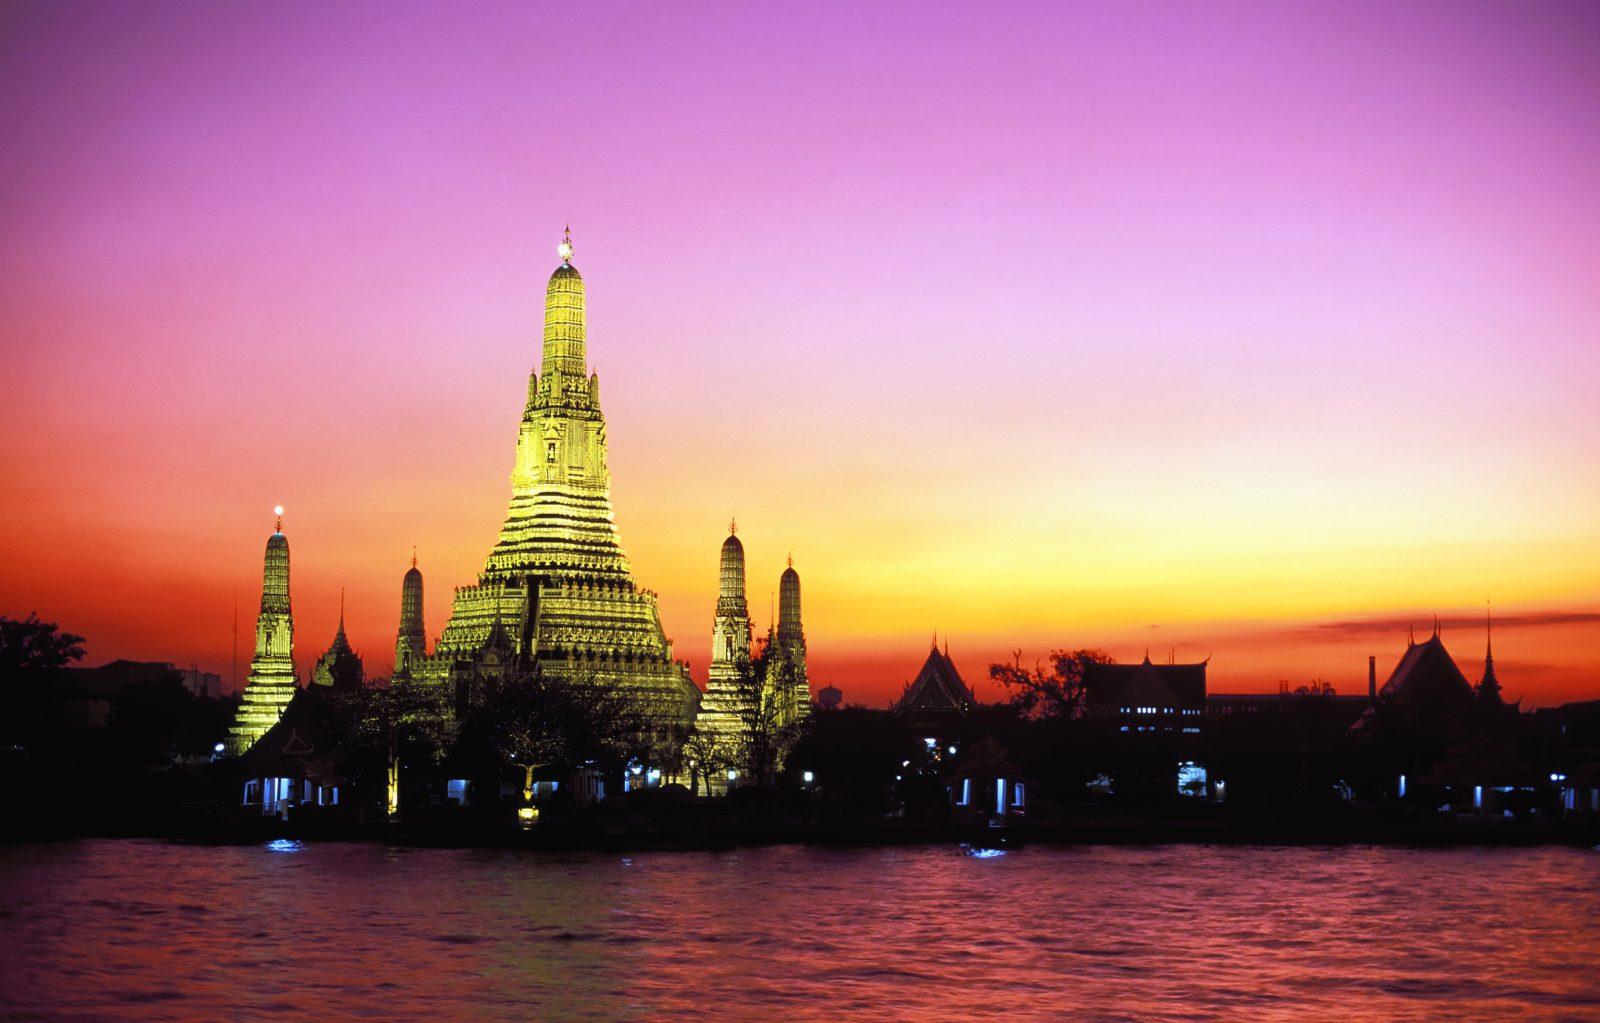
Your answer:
988;648;1111;720
0;614;86;752
464;664;652;796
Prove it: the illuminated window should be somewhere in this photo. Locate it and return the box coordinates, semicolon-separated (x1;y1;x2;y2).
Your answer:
995;778;1007;814
957;778;971;805
1012;782;1025;808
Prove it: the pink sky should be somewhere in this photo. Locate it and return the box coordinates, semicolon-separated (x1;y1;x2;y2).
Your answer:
2;1;1598;705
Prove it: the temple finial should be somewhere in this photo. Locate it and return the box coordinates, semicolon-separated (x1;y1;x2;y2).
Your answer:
787;551;793;569
558;224;573;264
1485;599;1493;656
729;516;737;535
412;546;418;570
274;504;283;533
339;586;346;627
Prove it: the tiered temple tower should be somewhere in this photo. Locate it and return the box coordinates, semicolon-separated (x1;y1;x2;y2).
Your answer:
764;557;810;727
394;554;426;679
417;230;698;726
227;509;299;754
696;523;757;750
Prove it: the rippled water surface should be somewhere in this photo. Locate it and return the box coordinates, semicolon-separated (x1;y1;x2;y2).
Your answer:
2;841;1598;1022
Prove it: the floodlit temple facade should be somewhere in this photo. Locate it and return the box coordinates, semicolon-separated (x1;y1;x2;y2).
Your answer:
409;232;699;729
227;511;299;754
693;524;811;774
695;525;757;745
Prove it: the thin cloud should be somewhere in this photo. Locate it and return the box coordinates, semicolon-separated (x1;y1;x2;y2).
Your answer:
1294;611;1600;641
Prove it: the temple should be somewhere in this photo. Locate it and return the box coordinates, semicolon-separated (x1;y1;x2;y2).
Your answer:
694;523;756;749
393;554;426;680
893;639;975;723
227;508;299;754
310;592;364;692
692;525;811;782
412;231;698;729
765;555;809;728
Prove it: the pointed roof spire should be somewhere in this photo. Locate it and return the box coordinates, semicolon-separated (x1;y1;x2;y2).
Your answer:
411;546;418;570
1433;614;1440;639
729;515;738;535
787;551;793;569
273;504;284;534
558;223;573;265
339;587;346;628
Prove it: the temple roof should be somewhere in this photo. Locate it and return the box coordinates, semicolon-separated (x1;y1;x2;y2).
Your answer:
1085;658;1207;710
1379;632;1475;710
893;644;973;716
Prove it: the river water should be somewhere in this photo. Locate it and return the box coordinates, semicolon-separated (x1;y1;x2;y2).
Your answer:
1;840;1597;1022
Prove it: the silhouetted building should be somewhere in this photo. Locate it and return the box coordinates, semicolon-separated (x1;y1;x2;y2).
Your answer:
240;686;345;817
62;660;191;728
817;685;842;710
310;601;364;692
394;554;426;680
1084;655;1207;733
892;640;973;729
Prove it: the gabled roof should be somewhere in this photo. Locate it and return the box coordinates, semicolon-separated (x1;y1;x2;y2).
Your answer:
1379;633;1475;709
1084;658;1207;709
893;644;973;716
245;686;344;780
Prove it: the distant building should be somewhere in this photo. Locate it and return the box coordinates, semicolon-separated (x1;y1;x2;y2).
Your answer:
892;640;974;730
817;685;842;711
1084;656;1207;733
62;660;192;728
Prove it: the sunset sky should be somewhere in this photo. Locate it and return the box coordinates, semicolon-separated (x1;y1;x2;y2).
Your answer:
2;1;1597;706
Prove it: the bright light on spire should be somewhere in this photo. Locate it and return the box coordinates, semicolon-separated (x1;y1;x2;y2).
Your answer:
558;224;573;264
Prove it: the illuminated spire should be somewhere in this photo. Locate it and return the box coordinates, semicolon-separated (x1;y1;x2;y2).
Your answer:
542;225;585;378
226;512;297;753
558;223;573;265
729;515;738;535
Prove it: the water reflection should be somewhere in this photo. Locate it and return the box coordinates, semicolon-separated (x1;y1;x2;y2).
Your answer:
1;841;1597;1021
